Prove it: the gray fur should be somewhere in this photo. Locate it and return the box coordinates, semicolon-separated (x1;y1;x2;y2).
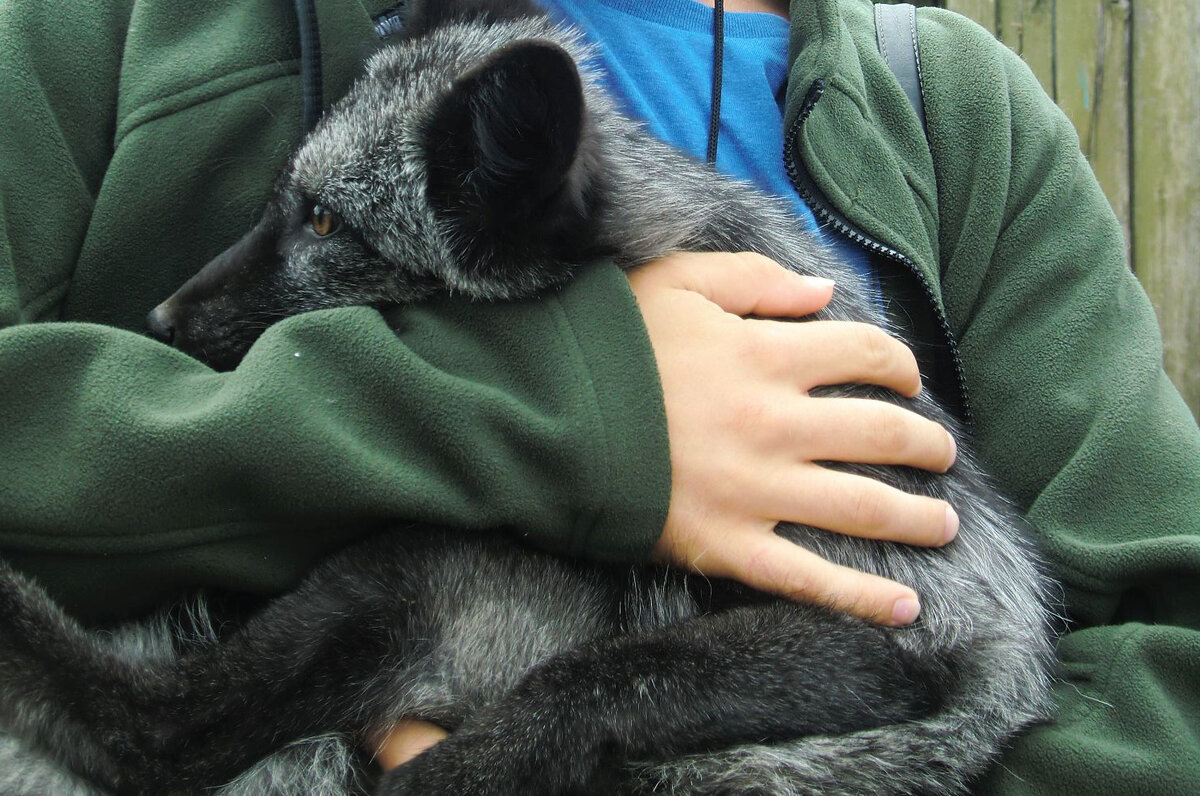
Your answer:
0;4;1057;795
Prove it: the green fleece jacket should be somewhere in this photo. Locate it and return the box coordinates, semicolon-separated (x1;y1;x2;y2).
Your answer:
0;0;1197;793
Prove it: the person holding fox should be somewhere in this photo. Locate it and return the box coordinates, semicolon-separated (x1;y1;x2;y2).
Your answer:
0;0;1197;792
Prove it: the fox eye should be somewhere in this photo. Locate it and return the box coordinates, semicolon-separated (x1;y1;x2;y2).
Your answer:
308;204;342;237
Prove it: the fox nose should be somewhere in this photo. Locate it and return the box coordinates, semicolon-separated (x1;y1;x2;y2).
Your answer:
146;304;177;345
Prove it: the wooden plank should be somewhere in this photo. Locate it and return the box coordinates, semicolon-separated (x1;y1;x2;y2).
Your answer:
944;0;998;35
1054;1;1132;263
1131;0;1200;416
996;0;1056;96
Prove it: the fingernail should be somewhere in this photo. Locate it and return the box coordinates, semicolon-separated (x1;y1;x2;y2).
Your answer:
947;432;958;466
800;275;836;288
944;506;959;544
892;597;921;626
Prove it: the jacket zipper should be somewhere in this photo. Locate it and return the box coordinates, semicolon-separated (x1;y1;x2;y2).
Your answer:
784;79;973;425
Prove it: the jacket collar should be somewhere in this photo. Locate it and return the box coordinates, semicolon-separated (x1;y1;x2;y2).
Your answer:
783;0;849;129
783;0;940;295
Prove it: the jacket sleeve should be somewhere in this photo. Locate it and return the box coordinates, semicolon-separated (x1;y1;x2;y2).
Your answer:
0;2;669;623
918;10;1200;794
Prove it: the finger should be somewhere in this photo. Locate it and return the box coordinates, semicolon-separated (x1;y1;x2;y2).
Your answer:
747;320;922;397
705;531;921;626
758;464;958;547
647;251;836;318
781;397;957;472
373;719;450;770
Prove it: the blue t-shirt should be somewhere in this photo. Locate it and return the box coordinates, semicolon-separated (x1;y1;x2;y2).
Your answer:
537;0;875;288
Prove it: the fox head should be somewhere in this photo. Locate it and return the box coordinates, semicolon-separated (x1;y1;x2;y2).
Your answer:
148;6;609;370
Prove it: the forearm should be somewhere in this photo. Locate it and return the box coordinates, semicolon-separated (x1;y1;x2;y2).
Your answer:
0;266;670;622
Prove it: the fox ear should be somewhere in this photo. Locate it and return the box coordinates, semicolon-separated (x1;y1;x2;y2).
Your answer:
423;41;591;238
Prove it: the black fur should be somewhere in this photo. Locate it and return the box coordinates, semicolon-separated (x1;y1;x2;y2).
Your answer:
0;532;948;795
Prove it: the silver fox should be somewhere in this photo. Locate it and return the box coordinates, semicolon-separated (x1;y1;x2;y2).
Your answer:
0;1;1057;794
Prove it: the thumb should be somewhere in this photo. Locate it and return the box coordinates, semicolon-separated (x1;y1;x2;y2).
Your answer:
374;719;449;770
681;252;835;318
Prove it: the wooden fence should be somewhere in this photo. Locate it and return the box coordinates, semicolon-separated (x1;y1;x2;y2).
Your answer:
931;0;1199;417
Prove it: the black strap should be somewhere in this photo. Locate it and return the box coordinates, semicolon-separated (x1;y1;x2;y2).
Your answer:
874;3;927;138
706;0;726;165
294;0;324;133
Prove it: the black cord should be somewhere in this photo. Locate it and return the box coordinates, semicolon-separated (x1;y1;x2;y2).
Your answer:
706;0;725;165
294;0;324;133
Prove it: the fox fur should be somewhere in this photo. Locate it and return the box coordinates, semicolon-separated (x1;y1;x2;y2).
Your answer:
0;1;1057;794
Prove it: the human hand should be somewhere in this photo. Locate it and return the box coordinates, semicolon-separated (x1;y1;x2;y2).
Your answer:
627;252;958;627
373;718;449;771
